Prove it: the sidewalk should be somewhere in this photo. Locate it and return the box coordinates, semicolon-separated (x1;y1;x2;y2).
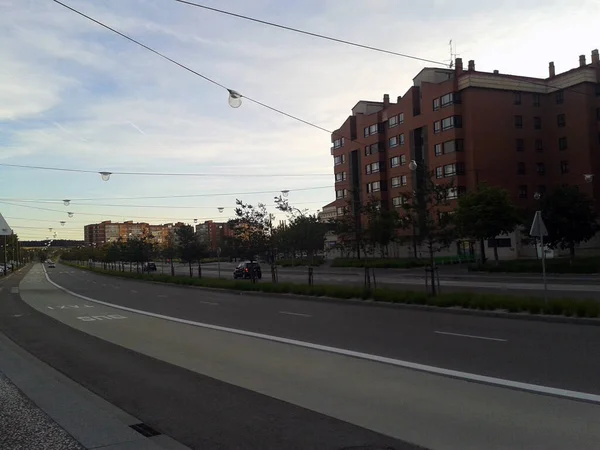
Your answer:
0;321;190;450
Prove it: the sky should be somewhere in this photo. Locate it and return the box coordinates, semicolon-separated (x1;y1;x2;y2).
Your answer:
0;0;598;241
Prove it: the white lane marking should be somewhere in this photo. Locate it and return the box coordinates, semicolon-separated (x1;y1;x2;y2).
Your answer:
279;311;312;317
434;331;507;342
198;300;219;306
157;294;168;298
10;287;19;294
131;290;138;294
40;265;600;405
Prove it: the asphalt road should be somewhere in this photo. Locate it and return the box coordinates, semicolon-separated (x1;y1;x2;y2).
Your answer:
48;263;600;394
11;264;600;449
0;267;414;450
136;261;600;299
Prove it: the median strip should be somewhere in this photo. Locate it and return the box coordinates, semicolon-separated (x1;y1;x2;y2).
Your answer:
59;263;600;321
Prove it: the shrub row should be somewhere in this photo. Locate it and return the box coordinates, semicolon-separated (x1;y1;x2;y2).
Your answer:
331;256;474;269
468;257;600;274
63;262;600;319
276;257;325;267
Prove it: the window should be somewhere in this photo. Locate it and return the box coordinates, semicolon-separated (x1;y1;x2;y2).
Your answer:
336;189;347;199
364;143;381;155
392;196;404;208
557;114;566;127
399;134;405;145
536;163;545;175
400;154;407;166
518;185;528;199
556;90;564;104
389;136;398;148
434;143;442;156
335;171;347;182
364;124;379;137
436;167;443;178
535;139;543;152
516;139;524;152
334;154;345;165
364;126;369;137
434;121;441;134
388;115;398;128
398;113;404;124
433;98;440;111
336;207;345;216
596;107;600;120
514;92;521;105
440;92;460;107
391;176;401;188
446;186;466;200
366;161;384;174
559;137;568;151
400;175;407;186
487;238;512;248
534;117;541;130
517;162;526;175
596;84;600;97
532;93;540;107
366;181;381;193
390;156;401;168
442;115;462;130
332;138;344;148
444;163;457;177
560;160;569;174
514;115;523;128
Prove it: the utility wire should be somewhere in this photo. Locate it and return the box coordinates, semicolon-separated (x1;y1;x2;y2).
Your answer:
3;199;323;209
0;162;331;177
172;0;448;66
0;184;333;202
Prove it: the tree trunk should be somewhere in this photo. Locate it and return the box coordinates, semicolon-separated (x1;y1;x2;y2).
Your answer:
493;241;499;265
569;243;575;263
189;261;193;277
479;238;486;265
429;241;436;296
198;262;202;278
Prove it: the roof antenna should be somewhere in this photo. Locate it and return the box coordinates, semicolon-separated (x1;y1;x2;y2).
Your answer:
448;39;456;68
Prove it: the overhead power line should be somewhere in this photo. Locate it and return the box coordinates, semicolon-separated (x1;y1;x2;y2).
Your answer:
3;199;323;209
0;162;331;178
171;0;448;66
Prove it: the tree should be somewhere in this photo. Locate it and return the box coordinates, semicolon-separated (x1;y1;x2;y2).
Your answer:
454;185;521;265
332;191;370;259
175;224;206;277
363;197;401;258
400;165;456;295
540;185;599;260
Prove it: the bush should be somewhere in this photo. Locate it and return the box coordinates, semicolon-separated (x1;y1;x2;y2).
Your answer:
62;262;599;319
468;257;600;274
277;257;325;267
331;256;475;269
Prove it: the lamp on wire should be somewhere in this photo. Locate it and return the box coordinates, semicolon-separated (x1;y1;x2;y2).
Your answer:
409;160;418;171
281;190;289;198
63;199;71;206
60;221;66;226
218;207;224;213
193;218;198;223
584;174;594;183
67;212;74;218
99;171;112;181
228;89;242;108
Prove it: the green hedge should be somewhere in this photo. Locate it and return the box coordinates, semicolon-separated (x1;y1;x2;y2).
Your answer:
276;257;325;267
331;256;475;269
62;262;599;318
469;257;600;274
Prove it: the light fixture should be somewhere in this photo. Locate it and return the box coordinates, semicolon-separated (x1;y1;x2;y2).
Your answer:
67;212;74;218
228;89;242;108
584;174;594;183
49;228;53;232
99;171;112;181
409;160;418;171
60;221;66;226
533;192;541;200
63;199;71;206
218;207;224;213
193;218;198;223
281;190;289;198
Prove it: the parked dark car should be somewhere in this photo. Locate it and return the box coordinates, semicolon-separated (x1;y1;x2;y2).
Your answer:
143;262;157;272
233;261;262;280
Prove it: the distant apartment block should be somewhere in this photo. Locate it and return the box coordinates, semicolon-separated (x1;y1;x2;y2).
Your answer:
195;220;232;252
83;221;185;246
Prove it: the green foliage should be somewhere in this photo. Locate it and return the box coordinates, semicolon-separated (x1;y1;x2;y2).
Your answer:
65;262;600;318
454;185;521;263
539;186;599;259
332;255;475;268
228;200;274;260
468;257;600;274
277;257;325;267
363;197;401;257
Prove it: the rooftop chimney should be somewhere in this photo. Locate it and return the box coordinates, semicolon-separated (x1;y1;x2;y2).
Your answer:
397;95;402;103
455;58;463;73
383;94;390;106
579;55;586;67
592;49;599;65
467;60;475;71
549;61;555;77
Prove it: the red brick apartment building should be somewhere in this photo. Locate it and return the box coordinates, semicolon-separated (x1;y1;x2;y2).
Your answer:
195;220;232;252
330;51;600;254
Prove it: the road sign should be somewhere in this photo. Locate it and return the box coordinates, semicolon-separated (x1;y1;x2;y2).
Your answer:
0;213;12;236
529;211;548;237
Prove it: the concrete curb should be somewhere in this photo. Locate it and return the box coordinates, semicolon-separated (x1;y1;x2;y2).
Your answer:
63;263;600;327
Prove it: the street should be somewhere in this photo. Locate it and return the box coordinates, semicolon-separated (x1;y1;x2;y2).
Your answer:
0;263;597;449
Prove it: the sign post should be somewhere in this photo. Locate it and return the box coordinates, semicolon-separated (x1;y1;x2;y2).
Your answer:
529;211;549;304
217;247;222;279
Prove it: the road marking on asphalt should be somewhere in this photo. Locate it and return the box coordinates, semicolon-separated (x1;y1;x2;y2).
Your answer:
279;311;312;317
198;300;219;305
157;294;168;298
131;290;138;294
77;314;127;322
40;265;600;405
10;287;19;294
434;331;507;342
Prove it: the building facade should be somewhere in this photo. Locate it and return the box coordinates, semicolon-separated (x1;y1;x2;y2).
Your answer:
83;221;182;246
329;50;600;258
195;220;231;252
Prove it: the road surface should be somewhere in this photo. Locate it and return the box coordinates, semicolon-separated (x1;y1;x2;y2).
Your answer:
1;263;599;449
